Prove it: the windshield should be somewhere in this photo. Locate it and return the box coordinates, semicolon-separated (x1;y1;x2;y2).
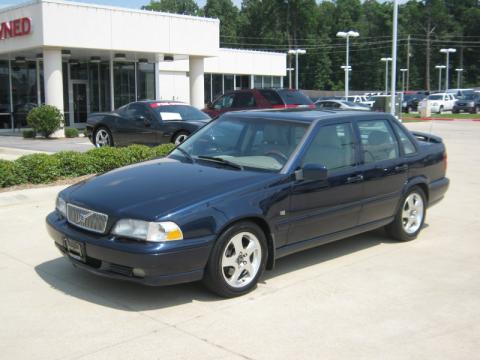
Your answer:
460;94;477;100
150;104;211;121
428;95;443;100
170;117;309;171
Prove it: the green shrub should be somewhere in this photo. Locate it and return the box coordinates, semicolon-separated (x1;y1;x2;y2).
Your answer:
0;160;27;187
152;143;175;157
53;151;95;177
0;144;175;188
26;105;64;138
15;153;61;184
22;130;36;139
64;127;79;138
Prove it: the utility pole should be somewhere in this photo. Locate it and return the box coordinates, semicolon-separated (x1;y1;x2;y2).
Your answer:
424;18;436;92
406;34;411;91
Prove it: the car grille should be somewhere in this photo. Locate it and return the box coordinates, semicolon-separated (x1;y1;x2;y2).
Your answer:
67;203;108;234
458;103;466;106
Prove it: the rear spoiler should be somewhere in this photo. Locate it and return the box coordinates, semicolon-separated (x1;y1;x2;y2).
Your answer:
411;131;443;144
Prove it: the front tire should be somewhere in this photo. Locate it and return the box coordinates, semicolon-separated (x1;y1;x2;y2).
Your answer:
203;222;267;298
438;106;443;114
386;186;426;242
94;127;113;147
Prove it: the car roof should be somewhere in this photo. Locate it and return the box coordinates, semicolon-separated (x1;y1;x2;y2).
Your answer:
221;108;390;124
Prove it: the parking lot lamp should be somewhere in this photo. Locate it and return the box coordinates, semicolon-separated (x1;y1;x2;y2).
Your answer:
381;57;392;94
286;67;294;89
288;49;306;89
400;68;408;93
435;65;446;91
440;48;456;91
455;68;464;89
337;31;359;100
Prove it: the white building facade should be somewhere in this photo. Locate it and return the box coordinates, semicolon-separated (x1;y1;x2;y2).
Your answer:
0;0;286;130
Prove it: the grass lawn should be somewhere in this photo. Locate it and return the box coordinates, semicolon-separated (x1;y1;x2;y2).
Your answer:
401;112;480;120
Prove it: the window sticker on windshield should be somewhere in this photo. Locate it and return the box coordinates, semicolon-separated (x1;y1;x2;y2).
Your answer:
160;112;182;120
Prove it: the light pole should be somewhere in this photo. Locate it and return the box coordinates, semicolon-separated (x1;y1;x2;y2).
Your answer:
435;65;446;92
286;67;294;89
455;68;464;89
337;30;359;100
288;49;306;90
400;68;408;93
440;48;456;92
381;57;392;94
390;0;399;115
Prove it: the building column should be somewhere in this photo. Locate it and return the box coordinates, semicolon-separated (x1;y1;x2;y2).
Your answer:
43;48;64;137
189;56;204;108
155;61;161;100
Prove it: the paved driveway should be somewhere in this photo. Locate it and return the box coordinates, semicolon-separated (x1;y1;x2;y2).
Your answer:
1;120;479;359
0;135;94;153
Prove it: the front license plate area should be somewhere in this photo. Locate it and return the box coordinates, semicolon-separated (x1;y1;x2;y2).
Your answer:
64;238;86;262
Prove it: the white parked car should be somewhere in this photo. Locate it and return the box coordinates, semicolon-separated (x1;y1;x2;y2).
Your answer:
346;95;375;107
419;93;456;114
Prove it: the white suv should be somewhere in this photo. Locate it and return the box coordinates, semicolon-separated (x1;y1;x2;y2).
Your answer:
419;93;456;114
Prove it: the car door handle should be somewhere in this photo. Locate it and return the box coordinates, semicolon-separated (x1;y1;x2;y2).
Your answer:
346;174;364;184
395;164;408;172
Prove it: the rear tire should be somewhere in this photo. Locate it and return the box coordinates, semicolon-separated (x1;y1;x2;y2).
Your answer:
172;131;190;146
94;127;113;147
203;222;267;298
386;186;426;242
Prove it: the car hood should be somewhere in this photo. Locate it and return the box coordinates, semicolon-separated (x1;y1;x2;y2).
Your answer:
63;158;278;221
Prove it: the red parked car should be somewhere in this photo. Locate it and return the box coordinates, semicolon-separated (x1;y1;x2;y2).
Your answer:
203;88;315;118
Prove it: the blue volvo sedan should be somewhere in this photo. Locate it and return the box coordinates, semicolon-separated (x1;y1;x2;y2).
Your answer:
46;110;449;297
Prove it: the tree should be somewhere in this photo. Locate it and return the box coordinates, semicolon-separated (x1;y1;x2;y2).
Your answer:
142;0;200;16
204;0;239;45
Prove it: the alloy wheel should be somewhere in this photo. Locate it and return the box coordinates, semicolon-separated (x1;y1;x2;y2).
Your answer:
95;129;110;147
402;192;424;234
174;134;189;145
221;232;262;288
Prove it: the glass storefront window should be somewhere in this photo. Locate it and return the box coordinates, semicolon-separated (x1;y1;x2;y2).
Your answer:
11;60;37;128
100;62;111;112
137;62;155;101
204;73;212;104
0;60;10;129
254;75;263;89
224;74;234;92
88;63;100;113
70;62;88;80
235;75;250;89
212;74;223;100
263;76;272;88
113;62;135;108
272;76;281;88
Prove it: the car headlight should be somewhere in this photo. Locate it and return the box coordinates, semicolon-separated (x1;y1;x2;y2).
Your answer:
402;101;407;106
112;219;183;242
56;196;67;217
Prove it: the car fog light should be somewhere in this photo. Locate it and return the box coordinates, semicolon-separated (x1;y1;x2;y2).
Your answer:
133;268;146;278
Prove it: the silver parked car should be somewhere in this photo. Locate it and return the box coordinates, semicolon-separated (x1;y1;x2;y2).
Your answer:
315;99;371;111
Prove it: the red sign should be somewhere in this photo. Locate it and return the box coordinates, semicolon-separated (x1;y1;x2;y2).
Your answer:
0;17;32;41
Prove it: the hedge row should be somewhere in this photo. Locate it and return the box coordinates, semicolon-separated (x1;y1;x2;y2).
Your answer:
0;144;175;188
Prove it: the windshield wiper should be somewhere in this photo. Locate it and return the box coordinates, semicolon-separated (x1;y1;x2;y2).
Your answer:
197;156;244;170
176;147;195;163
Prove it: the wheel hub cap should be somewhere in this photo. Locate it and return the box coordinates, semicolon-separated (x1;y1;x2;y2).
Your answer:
402;192;424;234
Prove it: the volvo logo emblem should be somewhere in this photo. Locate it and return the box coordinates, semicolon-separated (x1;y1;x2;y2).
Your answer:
78;211;94;225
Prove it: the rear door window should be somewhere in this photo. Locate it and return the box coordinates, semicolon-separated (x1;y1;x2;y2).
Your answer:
357;120;399;164
232;92;257;108
259;90;284;106
392;122;416;155
275;90;313;106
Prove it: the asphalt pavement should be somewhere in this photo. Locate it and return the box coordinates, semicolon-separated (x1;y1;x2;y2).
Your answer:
1;120;479;359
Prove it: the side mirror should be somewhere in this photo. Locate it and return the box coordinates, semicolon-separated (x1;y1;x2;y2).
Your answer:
295;163;328;181
206;101;213;109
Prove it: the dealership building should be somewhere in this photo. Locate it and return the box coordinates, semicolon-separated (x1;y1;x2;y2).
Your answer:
0;0;286;131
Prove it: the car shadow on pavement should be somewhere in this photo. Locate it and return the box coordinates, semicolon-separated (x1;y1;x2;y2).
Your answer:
34;227;415;310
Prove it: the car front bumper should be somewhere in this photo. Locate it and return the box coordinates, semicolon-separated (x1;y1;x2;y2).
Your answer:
453;105;474;113
46;212;214;286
